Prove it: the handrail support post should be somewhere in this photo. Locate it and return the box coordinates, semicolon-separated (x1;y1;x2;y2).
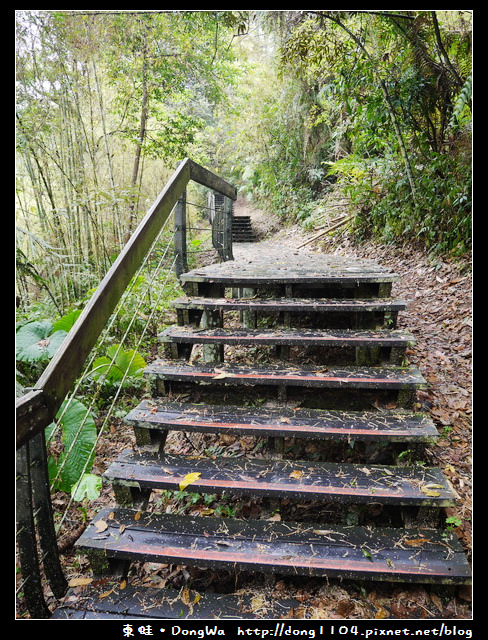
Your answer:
174;189;188;276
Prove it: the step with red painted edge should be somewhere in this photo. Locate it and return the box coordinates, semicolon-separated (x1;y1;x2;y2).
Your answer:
75;507;471;585
125;400;438;443
105;450;456;507
144;360;427;390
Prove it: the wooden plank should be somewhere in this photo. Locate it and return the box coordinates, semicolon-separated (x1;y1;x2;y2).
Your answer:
125;400;438;442
145;360;427;390
16;389;50;450
188;159;237;200
172;296;408;313
179;253;399;286
52;584;298;619
76;507;471;585
159;326;415;348
105;450;456;507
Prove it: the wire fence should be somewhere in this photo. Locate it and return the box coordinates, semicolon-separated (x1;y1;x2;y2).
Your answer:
47;195;220;531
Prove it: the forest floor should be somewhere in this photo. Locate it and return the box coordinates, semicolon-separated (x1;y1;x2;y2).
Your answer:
20;196;472;621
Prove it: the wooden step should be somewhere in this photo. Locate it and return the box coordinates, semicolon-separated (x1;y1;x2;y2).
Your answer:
76;507;471;585
105;450;456;507
145;360;427;391
179;253;399;287
159;326;415;349
125;400;438;443
172;296;408;314
53;583;295;619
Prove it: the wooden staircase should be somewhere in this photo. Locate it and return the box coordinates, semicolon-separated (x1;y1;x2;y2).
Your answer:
66;250;471;619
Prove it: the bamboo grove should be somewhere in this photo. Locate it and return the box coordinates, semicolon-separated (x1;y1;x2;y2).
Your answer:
16;10;245;314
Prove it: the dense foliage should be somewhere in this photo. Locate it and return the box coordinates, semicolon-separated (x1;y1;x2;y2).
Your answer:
224;11;472;256
16;11;471;323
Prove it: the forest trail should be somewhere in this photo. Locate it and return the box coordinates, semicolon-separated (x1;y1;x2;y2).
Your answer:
65;199;471;620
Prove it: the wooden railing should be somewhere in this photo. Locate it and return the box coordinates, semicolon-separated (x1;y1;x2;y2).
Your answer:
16;159;236;617
16;158;236;449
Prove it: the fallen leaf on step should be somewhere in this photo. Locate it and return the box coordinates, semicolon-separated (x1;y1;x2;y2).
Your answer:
179;472;201;491
289;470;303;480
181;587;191;605
251;596;266;612
404;537;430;547
94;519;108;533
268;513;281;521
420;484;442;497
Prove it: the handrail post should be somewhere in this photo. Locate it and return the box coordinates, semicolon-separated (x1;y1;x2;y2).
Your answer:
223;196;234;261
174;189;188;276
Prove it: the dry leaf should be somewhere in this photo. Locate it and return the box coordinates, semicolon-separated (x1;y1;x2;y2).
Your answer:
289;470;303;480
213;372;233;379
313;529;336;535
68;577;93;587
251;596;266;612
134;510;142;521
420;484;442;497
179;472;201;491
181;588;191;605
120;579;127;590
404;537;430;547
94;519;108;533
268;513;281;521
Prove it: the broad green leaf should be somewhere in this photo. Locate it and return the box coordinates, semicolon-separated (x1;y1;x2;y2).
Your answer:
52;309;82;333
45;398;97;493
16;320;62;362
71;473;102;502
91;344;146;383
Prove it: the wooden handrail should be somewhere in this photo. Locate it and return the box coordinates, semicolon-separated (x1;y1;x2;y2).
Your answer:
16;159;236;449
